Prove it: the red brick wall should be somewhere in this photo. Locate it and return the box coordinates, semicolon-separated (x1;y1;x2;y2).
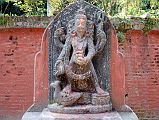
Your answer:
0;29;159;120
123;30;159;120
0;28;44;119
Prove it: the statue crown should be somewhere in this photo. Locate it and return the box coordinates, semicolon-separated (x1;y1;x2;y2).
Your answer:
75;8;87;20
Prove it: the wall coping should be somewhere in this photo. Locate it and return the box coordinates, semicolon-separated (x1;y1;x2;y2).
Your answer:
0;16;159;31
0;16;53;28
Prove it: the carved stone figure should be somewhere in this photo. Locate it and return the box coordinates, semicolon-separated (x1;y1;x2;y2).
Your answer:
49;7;111;113
21;1;139;119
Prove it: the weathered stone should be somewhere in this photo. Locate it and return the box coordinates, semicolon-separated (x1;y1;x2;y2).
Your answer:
77;92;92;104
48;104;112;114
22;111;139;120
92;93;110;105
39;109;123;120
21;0;138;120
48;0;112;111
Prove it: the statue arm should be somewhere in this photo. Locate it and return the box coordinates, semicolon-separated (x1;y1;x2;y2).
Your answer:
57;37;71;63
54;28;65;48
96;31;107;53
85;38;96;61
54;37;71;76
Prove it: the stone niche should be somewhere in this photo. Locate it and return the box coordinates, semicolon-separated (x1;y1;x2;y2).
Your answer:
22;0;139;120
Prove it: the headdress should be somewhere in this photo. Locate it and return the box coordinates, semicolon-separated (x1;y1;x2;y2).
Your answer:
75;8;87;21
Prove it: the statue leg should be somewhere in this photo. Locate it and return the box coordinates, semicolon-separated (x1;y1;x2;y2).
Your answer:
50;81;61;102
62;84;72;94
89;62;108;94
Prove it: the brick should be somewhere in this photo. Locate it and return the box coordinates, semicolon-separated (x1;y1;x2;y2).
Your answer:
120;30;159;120
0;28;45;118
1;28;159;120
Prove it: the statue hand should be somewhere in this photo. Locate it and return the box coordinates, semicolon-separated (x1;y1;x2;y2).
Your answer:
75;49;88;65
54;60;65;76
76;57;89;66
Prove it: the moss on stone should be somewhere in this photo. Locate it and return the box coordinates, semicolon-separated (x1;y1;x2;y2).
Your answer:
0;18;7;25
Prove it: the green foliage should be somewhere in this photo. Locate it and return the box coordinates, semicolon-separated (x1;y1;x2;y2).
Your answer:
1;0;47;16
117;31;125;43
0;0;159;17
48;0;159;18
143;18;157;33
14;0;47;16
0;18;7;25
0;0;5;4
49;0;74;16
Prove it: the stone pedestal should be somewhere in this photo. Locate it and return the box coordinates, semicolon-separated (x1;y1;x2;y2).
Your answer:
37;108;139;120
22;110;139;120
48;103;112;114
39;109;123;120
92;93;110;105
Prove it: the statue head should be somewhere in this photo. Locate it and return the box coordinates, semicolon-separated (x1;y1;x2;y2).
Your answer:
75;8;87;34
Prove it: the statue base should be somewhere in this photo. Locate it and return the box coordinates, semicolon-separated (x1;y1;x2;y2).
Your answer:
22;108;139;120
40;108;122;120
48;103;112;114
36;108;138;120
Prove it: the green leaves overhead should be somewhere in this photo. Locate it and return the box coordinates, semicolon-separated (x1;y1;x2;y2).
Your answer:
0;0;159;17
49;0;159;18
1;0;46;16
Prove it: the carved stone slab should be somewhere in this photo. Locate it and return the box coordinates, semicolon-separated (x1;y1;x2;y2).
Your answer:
48;104;112;114
48;0;112;103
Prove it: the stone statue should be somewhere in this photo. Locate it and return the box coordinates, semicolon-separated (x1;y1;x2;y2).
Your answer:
22;1;139;119
50;8;111;112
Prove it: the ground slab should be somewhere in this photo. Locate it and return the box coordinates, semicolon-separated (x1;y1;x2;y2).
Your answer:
22;108;139;120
